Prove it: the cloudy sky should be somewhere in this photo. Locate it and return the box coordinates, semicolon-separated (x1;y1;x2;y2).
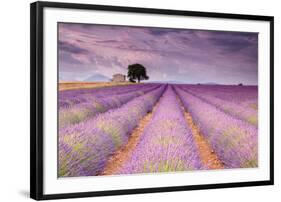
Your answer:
58;23;258;85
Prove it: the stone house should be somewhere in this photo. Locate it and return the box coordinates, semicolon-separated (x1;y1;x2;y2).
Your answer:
111;74;126;82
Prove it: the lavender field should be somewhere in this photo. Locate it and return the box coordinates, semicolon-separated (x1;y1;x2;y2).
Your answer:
58;83;258;177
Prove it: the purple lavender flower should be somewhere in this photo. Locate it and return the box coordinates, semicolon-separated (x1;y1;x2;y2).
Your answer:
174;86;258;168
59;84;160;128
118;86;203;174
178;85;258;126
59;85;165;177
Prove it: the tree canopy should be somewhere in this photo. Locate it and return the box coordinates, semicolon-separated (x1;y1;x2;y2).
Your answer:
127;63;149;83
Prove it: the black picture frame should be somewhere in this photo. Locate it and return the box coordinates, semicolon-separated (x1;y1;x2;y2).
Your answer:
30;1;274;200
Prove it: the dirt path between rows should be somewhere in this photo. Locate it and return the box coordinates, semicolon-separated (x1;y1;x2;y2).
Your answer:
175;94;224;169
101;90;223;175
100;99;161;175
184;111;224;169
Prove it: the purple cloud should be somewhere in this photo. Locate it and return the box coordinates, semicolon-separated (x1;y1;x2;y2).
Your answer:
58;23;258;85
59;40;89;54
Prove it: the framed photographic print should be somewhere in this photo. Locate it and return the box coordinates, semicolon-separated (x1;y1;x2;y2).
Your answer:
30;1;274;200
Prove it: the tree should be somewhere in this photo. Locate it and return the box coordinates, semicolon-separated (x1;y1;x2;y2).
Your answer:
127;63;149;83
129;78;136;83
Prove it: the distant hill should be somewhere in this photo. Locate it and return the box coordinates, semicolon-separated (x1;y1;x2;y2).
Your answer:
84;74;110;82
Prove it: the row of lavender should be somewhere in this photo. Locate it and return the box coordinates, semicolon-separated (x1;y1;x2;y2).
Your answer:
58;83;258;177
118;86;203;174
180;84;258;103
59;84;160;128
59;85;166;177
59;83;159;109
173;86;258;168
179;85;258;125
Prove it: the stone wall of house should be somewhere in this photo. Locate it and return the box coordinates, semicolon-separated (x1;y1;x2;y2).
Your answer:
112;74;126;82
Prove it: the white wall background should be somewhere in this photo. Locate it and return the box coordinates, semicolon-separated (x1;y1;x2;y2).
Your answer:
0;0;279;201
